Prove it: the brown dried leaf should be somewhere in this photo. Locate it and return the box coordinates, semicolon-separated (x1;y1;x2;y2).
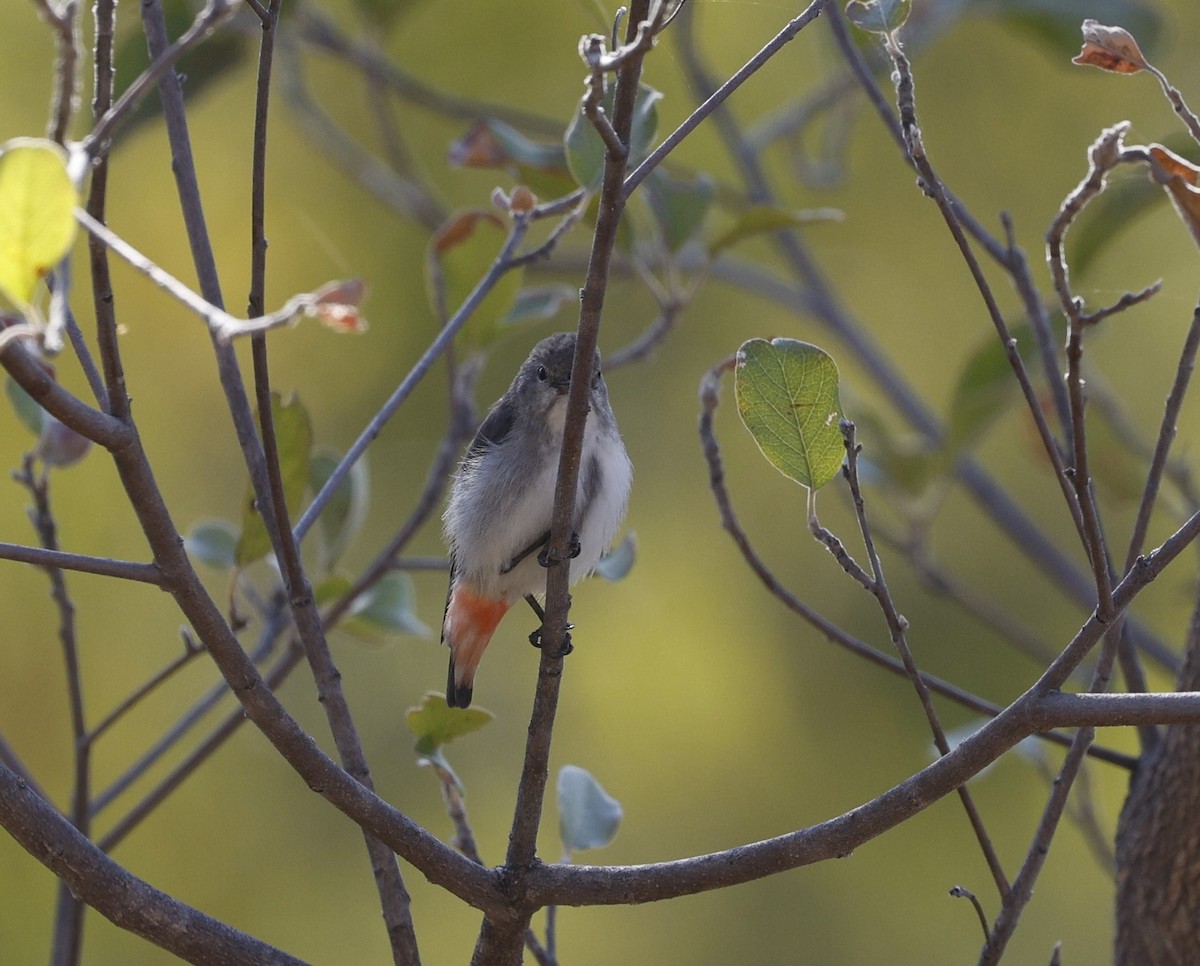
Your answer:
1072;20;1148;74
448;120;508;169
1148;144;1200;249
305;278;368;334
431;211;505;255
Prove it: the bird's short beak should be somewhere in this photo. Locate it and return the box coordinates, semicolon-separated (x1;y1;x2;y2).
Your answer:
550;378;571;394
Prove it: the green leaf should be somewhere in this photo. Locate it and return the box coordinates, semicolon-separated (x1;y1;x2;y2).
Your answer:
342;571;431;644
0;139;79;310
5;374;47;435
557;765;622;853
844;0;912;34
708;204;843;258
405;691;494;756
735;338;845;490
500;285;577;327
594;531;636;581
308;449;370;573
235;393;314;567
645;170;714;252
184;520;240;571
426;211;524;348
564;83;661;190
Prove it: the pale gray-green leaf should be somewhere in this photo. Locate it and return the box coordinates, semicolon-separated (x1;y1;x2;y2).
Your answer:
557;764;622;853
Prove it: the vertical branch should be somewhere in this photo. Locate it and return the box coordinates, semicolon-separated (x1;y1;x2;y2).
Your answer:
243;3;419;961
32;0;82;145
15;459;90;966
477;4;656;963
87;0;128;419
138;0;284;556
813;427;1009;898
979;616;1126;964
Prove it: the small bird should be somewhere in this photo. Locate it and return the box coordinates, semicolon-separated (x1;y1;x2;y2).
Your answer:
441;332;632;708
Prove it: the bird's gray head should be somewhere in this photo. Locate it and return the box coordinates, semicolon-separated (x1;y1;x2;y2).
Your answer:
511;332;610;425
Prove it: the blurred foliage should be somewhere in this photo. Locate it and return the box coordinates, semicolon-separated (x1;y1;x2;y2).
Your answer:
0;0;1196;963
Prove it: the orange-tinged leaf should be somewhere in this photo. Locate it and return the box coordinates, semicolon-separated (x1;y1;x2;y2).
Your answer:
431;210;504;254
1072;20;1148;75
448;120;509;169
305;278;368;334
1148;144;1200;250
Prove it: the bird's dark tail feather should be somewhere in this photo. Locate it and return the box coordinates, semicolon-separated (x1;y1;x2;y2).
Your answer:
446;656;473;708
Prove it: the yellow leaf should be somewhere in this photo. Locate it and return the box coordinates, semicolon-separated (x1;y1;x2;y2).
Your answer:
0;139;79;310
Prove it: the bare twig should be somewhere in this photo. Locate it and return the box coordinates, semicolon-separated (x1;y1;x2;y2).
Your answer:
820;424;1009;896
0;541;160;584
83;0;239;158
85;640;203;746
294;216;530;546
15;458;89;966
623;0;829;200
245;4;418;955
31;0;81;144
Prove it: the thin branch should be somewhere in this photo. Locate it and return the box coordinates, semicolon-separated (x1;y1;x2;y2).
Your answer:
278;37;446;231
698;359;1132;769
294;216;530;544
0;541;161;584
821;424;1009;897
476;4;655;962
680;1;1182;683
623;0;829;200
74;207;361;342
86;639;203;745
91;604;290;819
16;458;90;966
883;35;1090;562
31;0;81;145
82;0;239;158
980;611;1126;964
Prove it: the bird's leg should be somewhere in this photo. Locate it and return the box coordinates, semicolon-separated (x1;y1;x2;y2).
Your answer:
500;529;581;574
538;531;581;568
525;594;574;654
499;531;550;575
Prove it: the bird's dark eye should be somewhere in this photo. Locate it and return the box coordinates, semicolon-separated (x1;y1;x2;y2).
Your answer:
536;365;548;382
591;369;602;389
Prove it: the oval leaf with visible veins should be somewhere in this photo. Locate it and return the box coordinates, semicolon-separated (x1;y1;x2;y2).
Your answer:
735;338;844;490
0;139;79;310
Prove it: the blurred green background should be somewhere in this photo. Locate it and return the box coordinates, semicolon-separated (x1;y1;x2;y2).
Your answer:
1;0;1198;962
